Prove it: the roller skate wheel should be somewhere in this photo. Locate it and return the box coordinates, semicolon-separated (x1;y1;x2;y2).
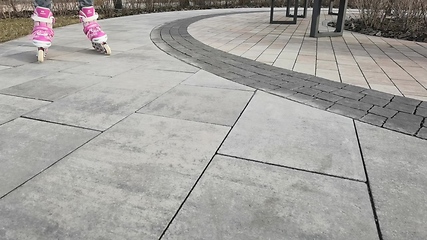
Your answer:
104;44;111;55
37;49;44;63
92;43;103;52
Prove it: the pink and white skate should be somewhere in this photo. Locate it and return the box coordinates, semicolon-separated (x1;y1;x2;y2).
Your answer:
31;6;54;62
79;6;111;55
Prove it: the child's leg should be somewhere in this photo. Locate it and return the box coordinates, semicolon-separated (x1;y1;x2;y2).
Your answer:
78;0;93;9
34;0;52;9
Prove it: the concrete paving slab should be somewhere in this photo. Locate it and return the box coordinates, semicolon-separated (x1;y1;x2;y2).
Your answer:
0;41;33;53
0;118;98;197
0;66;12;71
138;84;253;126
219;91;365;180
181;70;255;91
49;46;120;62
0;42;37;67
123;43;167;53
0;57;85;86
112;67;194;88
61;55;143;77
0;72;109;101
103;39;148;52
0;50;38;66
123;45;200;66
0;114;229;239
163;155;378;240
24;84;171;131
0;94;50;125
117;58;198;74
55;37;107;50
356;122;427;240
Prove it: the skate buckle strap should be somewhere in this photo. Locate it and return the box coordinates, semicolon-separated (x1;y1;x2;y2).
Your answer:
86;26;102;39
33;30;49;37
80;13;99;23
31;14;55;24
33;26;54;37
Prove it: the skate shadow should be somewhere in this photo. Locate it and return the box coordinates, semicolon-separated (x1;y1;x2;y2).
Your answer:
4;47;95;64
0;40;38;64
50;45;106;56
4;51;38;64
50;45;85;52
1;40;105;64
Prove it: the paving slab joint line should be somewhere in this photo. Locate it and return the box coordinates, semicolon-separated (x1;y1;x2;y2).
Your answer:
20;116;103;133
364;35;427;93
0;92;54;103
0;131;101;200
158;147;217;240
158;88;257;239
217;153;366;183
0;118;18;128
415;118;426;136
150;11;427;142
353;120;384;240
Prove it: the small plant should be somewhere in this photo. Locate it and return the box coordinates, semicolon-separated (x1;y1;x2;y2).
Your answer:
351;0;427;42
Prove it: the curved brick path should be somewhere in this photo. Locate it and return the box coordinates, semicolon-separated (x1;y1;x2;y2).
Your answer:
189;11;427;101
151;12;427;139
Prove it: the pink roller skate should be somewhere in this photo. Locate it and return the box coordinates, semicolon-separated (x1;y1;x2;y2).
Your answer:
79;6;111;55
31;7;54;62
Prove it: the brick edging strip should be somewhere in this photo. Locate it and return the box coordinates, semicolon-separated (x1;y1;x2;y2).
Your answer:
150;12;427;140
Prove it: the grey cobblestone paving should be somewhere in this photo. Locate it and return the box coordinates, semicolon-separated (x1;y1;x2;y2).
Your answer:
151;13;427;140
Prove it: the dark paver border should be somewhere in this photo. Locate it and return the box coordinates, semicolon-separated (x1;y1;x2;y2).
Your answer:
150;11;427;140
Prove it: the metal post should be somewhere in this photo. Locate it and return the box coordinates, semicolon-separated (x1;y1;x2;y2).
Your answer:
310;0;322;37
302;0;308;18
287;0;308;18
335;0;348;32
286;0;291;17
328;0;334;15
293;0;298;20
310;0;348;37
270;0;298;24
270;0;274;23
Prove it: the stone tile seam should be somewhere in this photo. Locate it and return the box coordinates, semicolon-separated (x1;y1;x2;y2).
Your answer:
217;153;366;183
158;87;258;239
0;92;54;103
20;116;103;132
0;128;102;200
353;120;384;240
0;118;17;128
347;32;402;94
134;111;234;128
363;34;427;92
150;12;427;141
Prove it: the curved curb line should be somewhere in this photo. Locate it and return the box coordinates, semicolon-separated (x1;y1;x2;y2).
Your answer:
150;11;427;140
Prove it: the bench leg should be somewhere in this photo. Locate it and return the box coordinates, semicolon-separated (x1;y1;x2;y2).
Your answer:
335;0;348;32
270;0;274;23
302;0;308;18
310;0;322;37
